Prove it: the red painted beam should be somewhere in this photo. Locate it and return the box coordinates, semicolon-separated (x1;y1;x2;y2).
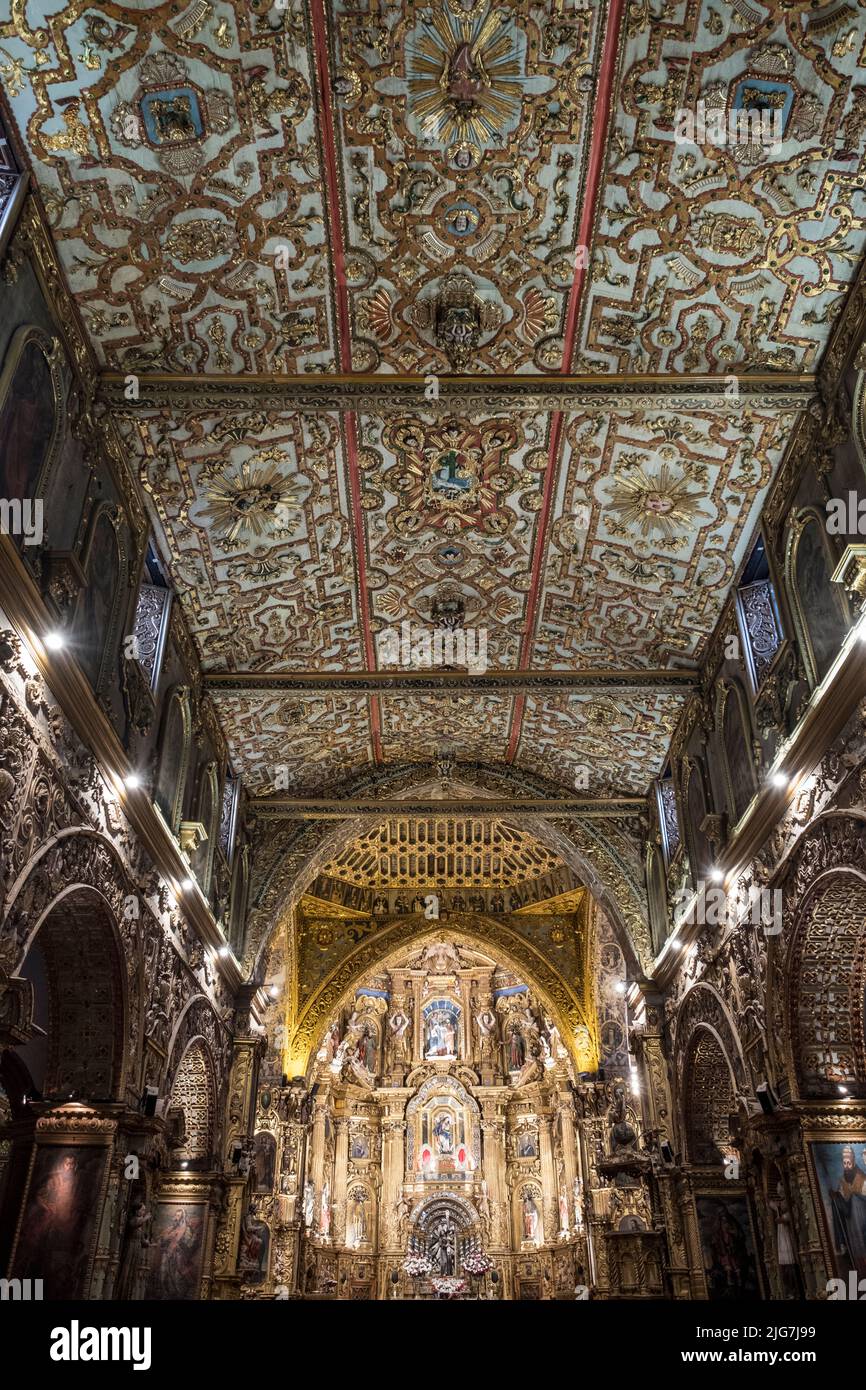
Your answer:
506;0;626;765
310;0;382;762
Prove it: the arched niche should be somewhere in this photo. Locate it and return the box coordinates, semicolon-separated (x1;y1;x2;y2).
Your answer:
682;1027;738;1167
682;755;713;888
784;508;851;687
406;1074;481;1180
13;886;126;1102
191;761;220;895
75;504;126;696
716;681;757;826
408;1192;481;1275
154;685;192;834
0;324;65;511
785;868;866;1099
165;1037;217;1171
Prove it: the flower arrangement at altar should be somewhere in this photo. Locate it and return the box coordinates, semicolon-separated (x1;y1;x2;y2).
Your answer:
461;1252;492;1277
402;1254;432;1278
431;1276;467;1299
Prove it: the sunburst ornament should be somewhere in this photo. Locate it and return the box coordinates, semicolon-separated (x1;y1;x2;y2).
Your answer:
606;463;711;541
406;6;538;155
200;451;309;544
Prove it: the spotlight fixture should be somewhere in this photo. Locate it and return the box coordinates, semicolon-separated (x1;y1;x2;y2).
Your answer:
218;944;231;958
709;867;724;882
123;772;142;790
180;876;194;891
770;771;788;789
44;631;65;651
838;1085;849;1096
269;985;280;998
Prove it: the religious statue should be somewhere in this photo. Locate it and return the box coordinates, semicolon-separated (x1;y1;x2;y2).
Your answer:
114;1200;151;1300
429;1215;456;1275
433;1112;454;1156
388;1002;411;1060
319;1180;331;1239
347;1188;368;1249
507;1024;525;1072
303;1179;315;1228
768;1181;799;1297
521;1190;541;1244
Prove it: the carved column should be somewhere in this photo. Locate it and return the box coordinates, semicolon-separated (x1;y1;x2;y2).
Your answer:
212;992;264;1297
480;1108;508;1251
380;1106;406;1253
539;1112;558;1245
333;1117;349;1247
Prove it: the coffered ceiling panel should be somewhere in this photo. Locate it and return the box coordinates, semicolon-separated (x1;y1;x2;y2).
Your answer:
360;408;550;670
574;2;866;373
515;689;688;797
328;0;603;373
213;690;372;793
1;0;334;372
532;400;797;669
127;406;365;672
379;691;512;765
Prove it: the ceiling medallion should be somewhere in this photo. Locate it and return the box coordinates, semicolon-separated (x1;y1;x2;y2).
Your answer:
199;451;309;545
606;462;711;543
405;5;530;155
412;271;503;370
383;416;518;536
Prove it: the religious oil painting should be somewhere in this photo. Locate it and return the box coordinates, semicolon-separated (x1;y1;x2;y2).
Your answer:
810;1139;866;1280
695;1195;761;1300
146;1202;206;1300
12;1144;108;1300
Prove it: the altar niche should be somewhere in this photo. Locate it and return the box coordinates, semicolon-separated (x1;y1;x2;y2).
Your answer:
407;1075;480;1182
408;1195;482;1277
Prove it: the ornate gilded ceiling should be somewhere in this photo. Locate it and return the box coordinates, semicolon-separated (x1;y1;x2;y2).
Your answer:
4;0;866;808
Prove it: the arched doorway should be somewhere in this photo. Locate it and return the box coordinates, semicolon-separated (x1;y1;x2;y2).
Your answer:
1;888;125;1298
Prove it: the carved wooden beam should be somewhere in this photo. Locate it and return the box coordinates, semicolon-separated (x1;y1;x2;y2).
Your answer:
99;370;816;415
205;668;698;695
248;796;646;820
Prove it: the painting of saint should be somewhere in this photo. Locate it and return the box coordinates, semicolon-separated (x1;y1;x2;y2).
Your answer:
425;1007;457;1058
12;1145;107;1299
695;1195;760;1299
0;335;57;505
517;1130;537;1159
239;1207;270;1286
252;1131;276;1194
146;1202;206;1300
811;1140;866;1278
351;1132;370;1160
